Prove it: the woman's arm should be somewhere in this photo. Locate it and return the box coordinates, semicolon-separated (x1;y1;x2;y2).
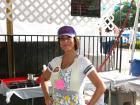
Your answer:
87;70;106;105
41;69;53;105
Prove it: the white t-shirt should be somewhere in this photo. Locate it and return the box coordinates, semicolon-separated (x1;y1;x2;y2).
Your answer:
47;55;95;105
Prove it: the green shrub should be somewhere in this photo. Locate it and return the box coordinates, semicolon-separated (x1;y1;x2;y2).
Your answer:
135;40;140;49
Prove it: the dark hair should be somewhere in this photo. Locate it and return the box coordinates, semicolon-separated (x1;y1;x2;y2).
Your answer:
74;37;80;51
58;36;80;51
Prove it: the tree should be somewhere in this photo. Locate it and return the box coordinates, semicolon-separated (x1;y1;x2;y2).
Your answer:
113;1;140;29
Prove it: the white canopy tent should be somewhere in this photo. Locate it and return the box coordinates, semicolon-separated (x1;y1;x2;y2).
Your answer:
129;0;140;74
0;0;119;35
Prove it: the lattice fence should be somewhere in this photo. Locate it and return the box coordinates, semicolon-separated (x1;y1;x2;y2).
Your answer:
0;0;117;25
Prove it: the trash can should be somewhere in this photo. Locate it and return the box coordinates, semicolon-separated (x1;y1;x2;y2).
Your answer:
131;59;140;76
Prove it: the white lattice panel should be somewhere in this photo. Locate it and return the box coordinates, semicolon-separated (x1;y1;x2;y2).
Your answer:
101;0;116;16
0;0;119;25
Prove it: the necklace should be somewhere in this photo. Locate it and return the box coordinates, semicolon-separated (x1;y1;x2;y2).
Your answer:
61;53;78;69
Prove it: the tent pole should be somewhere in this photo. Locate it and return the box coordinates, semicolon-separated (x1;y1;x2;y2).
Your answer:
129;0;140;75
6;0;15;77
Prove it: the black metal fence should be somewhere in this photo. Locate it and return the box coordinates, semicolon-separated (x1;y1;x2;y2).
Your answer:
0;35;122;78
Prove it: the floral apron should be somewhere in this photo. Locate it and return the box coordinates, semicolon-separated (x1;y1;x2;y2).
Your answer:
50;57;83;105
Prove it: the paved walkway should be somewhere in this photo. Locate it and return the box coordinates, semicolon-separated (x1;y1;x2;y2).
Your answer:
136;97;140;105
121;48;140;74
121;48;140;105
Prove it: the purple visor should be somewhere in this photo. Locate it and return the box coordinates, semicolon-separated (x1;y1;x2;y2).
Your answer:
57;26;76;37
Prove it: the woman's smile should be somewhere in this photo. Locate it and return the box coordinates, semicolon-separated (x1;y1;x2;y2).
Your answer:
60;36;75;51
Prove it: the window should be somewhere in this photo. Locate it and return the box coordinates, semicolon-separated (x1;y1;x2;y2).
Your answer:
71;0;101;17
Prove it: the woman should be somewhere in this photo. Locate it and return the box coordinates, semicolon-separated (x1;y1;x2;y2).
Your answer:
41;26;106;105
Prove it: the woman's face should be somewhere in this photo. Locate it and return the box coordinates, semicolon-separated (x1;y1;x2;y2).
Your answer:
59;35;75;52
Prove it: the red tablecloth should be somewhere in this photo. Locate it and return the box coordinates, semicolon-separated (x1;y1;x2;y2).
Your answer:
0;76;42;85
0;77;27;85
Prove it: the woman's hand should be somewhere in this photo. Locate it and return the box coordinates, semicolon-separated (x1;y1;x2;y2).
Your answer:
85;99;89;105
45;97;53;105
85;99;96;105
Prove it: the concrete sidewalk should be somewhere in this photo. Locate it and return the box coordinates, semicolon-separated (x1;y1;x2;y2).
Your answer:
121;48;140;74
136;96;140;105
120;48;140;105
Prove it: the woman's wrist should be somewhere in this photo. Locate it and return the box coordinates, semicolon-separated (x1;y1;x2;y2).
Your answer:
44;97;53;105
87;100;95;105
45;95;50;100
